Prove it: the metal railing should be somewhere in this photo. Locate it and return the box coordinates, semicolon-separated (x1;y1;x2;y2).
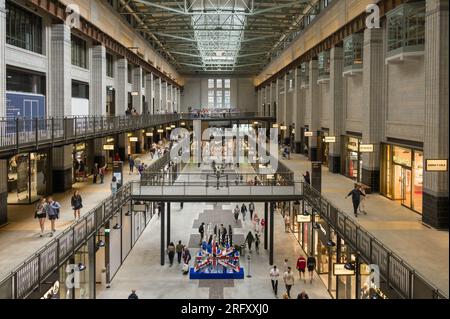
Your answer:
178;112;275;120
0;184;131;299
130;179;304;199
0;114;180;153
302;182;448;300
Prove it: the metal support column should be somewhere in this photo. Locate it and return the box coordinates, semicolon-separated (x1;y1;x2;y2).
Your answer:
269;202;274;265
167;202;171;247
160;203;165;266
264;202;268;250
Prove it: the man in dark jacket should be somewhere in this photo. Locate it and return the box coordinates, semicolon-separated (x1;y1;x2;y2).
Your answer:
346;184;366;217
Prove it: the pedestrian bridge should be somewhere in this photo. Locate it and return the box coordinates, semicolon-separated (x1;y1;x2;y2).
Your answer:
130;180;304;202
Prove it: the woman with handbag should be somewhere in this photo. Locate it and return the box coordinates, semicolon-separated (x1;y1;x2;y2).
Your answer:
71;190;83;220
35;198;47;237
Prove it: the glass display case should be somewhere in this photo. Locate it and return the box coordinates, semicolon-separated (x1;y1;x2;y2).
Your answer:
300;62;309;88
318;50;330;81
343;33;363;74
386;2;425;57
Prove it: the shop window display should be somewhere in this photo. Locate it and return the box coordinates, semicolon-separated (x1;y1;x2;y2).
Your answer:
343;137;362;182
343;33;363;72
381;144;423;214
7;152;48;204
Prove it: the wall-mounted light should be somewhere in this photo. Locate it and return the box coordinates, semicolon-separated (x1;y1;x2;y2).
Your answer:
96;240;105;248
312;222;321;230
344;262;355;271
113;223;122;230
78;263;86;271
326;240;336;247
125;210;132;217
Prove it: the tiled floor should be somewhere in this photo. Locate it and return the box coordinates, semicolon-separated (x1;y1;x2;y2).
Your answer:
97;201;331;299
0;152;157;280
280;153;449;295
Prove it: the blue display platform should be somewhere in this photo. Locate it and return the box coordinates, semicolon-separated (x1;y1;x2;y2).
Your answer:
189;267;245;280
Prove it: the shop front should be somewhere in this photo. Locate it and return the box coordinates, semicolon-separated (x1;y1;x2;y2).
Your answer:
7;151;49;204
380;144;423;214
342;135;362;182
103;137;116;169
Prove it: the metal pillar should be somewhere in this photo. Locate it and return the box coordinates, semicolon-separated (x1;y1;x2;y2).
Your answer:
167;202;171;247
269;202;274;265
264;202;268;250
160;203;165;266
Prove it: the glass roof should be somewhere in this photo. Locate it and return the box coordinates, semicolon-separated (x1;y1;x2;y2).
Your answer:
192;9;246;70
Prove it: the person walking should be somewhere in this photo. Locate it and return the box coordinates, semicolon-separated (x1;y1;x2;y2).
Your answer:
255;234;260;254
183;247;192;265
46;197;61;236
241;203;248;221
71;190;83;220
284;214;290;232
176;240;184;264
270;265;280;297
249;202;255;220
220;224;227;244
128;289;138;299
358;184;368;215
99;164;106;184
35;197;47;237
233;205;240;223
283;267;295;299
245;231;255;253
283;259;289;273
128;155;135;174
198;222;205;244
303;171;310;185
92;163;99;184
167;242;176;266
111;176;118;195
345;183;366;217
307;255;316;284
296;255;307;283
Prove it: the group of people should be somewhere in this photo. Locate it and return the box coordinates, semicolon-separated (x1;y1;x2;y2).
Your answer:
125;107;140;116
166;240;192;269
269;255;316;299
34;196;62;237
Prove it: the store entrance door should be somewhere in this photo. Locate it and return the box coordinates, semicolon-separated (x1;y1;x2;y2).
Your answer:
401;167;412;209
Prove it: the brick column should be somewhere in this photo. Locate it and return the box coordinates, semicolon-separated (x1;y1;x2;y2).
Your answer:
145;73;154;114
0;0;5;117
329;47;344;173
132;66;143;114
423;0;449;228
361;28;384;192
49;24;71;117
307;59;319;161
0;159;7;225
116;58;128;116
91;45;106;116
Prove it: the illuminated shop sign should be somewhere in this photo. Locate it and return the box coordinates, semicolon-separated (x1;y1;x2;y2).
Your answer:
296;214;312;223
359;144;374;153
304;131;313;137
324;136;336;143
425;159;448;172
103;144;114;150
129;137;138;142
333;263;355;276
